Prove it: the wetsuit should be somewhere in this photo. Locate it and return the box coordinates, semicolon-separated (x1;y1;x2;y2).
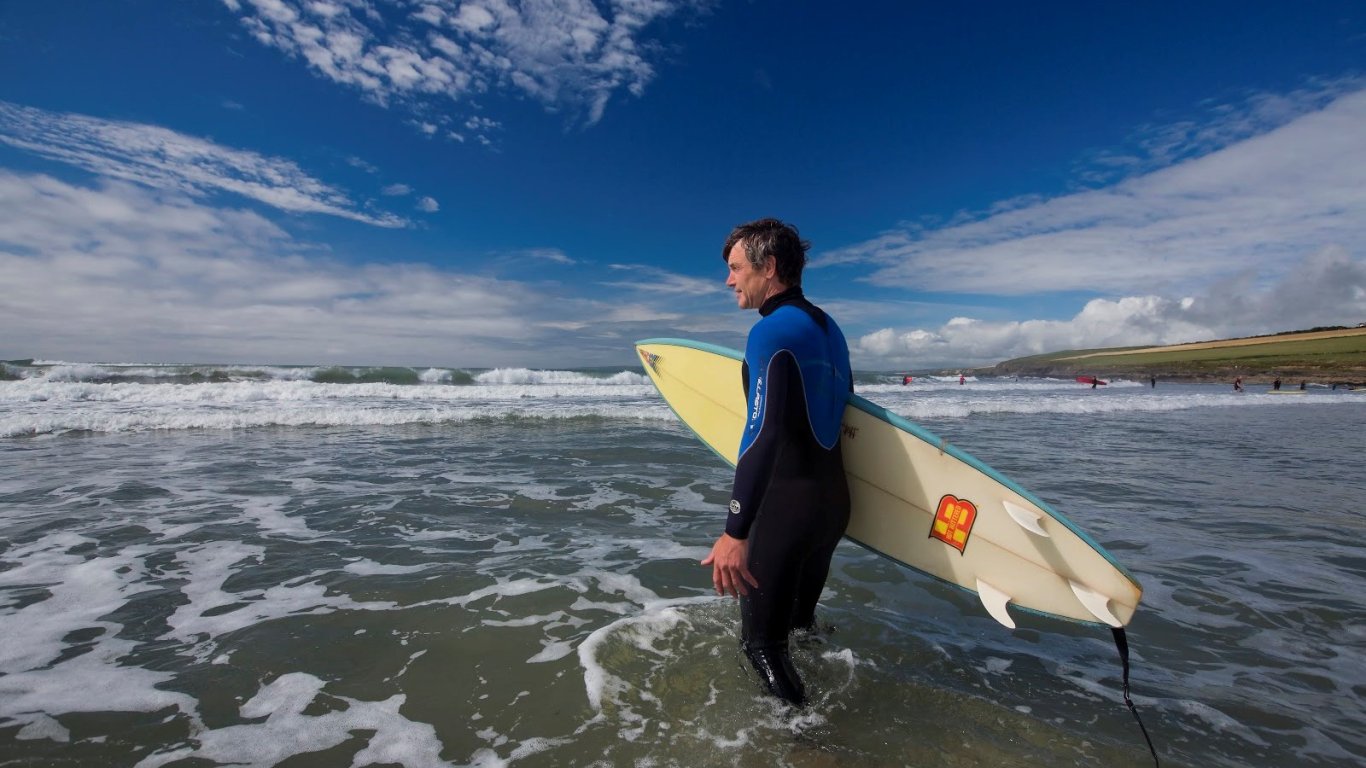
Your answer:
728;287;852;704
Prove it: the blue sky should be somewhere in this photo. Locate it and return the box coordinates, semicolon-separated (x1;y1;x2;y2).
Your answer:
1;1;1364;369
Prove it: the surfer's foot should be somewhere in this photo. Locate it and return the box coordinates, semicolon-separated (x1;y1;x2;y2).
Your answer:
743;643;807;706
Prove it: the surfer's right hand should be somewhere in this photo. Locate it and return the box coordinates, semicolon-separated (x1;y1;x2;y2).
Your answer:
701;533;759;598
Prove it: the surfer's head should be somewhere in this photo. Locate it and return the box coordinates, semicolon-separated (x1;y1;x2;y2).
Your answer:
722;218;808;290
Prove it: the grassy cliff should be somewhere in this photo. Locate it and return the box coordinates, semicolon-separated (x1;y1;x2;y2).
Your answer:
989;326;1366;384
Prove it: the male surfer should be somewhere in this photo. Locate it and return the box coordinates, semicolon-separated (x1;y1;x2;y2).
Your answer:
701;218;852;706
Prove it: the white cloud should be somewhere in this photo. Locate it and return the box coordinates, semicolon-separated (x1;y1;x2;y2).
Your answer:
223;0;704;125
522;248;574;265
1076;78;1361;185
382;183;411;196
0;169;749;366
851;245;1366;369
817;84;1366;298
0;101;405;228
0;170;612;366
801;83;1366;368
416;195;439;212
605;263;720;295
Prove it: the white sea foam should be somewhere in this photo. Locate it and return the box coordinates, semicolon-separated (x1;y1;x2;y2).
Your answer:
162;542;398;657
133;673;449;768
7;374;1361;438
474;368;649;386
415;577;568;609
0;533;201;734
0;376;676;436
577;597;713;711
344;559;435;576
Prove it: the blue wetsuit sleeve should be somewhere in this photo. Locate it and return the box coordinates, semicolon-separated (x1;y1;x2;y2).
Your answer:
726;350;796;539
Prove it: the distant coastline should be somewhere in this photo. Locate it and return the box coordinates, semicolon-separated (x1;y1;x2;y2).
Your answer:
983;325;1366;385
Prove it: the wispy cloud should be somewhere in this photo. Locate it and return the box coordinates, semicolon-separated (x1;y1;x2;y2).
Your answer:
222;0;706;126
1075;77;1363;185
0;168;735;366
817;84;1366;298
522;248;574;265
807;82;1366;368
0;101;406;227
605;263;719;295
0;170;575;365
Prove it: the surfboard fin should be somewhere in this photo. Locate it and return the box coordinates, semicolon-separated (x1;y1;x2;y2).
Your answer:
1069;580;1122;627
975;578;1016;629
1003;499;1049;537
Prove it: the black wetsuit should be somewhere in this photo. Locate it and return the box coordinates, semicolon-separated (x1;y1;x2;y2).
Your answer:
728;288;852;703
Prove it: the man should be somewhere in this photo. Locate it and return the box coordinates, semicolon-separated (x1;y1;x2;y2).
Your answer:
700;218;852;706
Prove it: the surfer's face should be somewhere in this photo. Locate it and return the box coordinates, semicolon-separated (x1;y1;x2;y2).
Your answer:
725;242;777;310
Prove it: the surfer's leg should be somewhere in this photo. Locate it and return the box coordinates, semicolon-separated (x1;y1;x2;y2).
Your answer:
740;526;800;649
790;536;838;632
739;512;807;705
793;474;851;632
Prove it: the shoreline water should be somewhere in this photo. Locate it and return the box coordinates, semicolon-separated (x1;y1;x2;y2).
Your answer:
2;367;1364;766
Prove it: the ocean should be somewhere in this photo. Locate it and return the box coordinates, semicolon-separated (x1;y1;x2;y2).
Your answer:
1;359;1363;767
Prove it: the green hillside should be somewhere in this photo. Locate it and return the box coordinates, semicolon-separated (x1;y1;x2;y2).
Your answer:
990;327;1366;383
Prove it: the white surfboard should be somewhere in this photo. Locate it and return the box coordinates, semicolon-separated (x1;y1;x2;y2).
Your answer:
636;338;1143;629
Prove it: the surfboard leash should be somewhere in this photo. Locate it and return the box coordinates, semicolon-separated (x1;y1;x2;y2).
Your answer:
1112;627;1160;767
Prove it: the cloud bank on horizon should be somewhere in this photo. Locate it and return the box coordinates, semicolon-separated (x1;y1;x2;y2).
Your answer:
0;3;1363;370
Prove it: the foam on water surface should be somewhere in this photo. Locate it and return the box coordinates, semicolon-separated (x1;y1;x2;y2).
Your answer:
0;379;1362;766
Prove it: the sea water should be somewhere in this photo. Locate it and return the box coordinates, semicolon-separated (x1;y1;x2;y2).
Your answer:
1;361;1363;767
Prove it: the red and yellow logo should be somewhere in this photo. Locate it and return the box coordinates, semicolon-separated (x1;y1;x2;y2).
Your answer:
930;494;977;554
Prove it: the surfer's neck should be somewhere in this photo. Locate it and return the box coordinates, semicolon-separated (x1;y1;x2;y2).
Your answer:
758;285;802;316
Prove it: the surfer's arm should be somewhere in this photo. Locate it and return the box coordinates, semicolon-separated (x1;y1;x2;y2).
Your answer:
726;350;796;539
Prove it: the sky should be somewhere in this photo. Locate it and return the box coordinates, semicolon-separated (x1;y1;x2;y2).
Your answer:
1;1;1364;370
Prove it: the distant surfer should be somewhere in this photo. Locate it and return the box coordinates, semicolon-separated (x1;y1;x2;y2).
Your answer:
1273;378;1282;390
959;374;965;385
1234;376;1243;392
902;374;912;385
703;218;852;707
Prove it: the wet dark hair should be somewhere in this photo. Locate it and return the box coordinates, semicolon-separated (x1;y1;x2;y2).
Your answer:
721;218;809;288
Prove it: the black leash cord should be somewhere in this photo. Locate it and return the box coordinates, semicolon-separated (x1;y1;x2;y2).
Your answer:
1112;627;1160;767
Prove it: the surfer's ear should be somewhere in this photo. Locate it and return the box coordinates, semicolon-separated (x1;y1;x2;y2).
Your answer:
759;256;778;280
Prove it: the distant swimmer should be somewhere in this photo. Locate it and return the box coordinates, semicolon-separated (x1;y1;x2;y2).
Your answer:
1150;376;1156;388
1273;378;1282;391
1234;377;1243;392
959;374;966;385
902;375;912;386
705;218;851;707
